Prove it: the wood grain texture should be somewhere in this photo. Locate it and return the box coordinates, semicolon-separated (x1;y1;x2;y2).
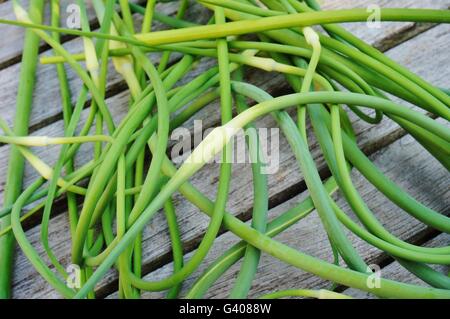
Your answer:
1;0;448;298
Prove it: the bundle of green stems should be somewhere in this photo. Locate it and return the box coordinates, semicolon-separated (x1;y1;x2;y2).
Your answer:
0;0;449;299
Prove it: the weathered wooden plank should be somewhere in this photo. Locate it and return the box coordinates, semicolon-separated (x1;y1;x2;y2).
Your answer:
104;132;449;299
343;234;450;299
10;22;450;298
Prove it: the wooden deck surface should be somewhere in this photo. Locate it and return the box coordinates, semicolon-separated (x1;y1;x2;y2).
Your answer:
0;0;448;298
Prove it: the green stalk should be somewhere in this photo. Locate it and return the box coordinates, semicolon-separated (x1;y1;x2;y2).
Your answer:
215;2;450;120
141;0;157;33
1;0;448;300
50;0;79;237
158;0;189;72
10;179;75;298
117;6;234;293
0;0;45;299
135;9;450;46
164;197;184;299
229;82;366;273
186;177;338;299
288;0;450;112
12;1;116;133
129;2;196;28
229;69;268;298
311;105;450;241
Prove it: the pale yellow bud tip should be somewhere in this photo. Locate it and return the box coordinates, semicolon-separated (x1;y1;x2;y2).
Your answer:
303;27;320;47
13;2;30;23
